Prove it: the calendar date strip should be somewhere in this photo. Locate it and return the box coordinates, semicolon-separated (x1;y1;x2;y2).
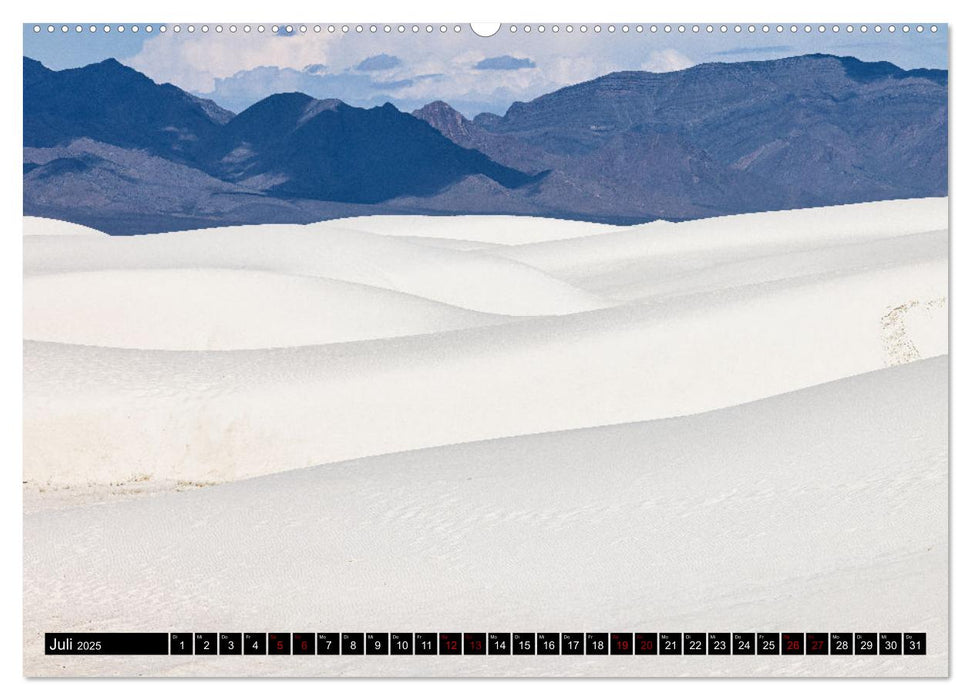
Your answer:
45;632;926;656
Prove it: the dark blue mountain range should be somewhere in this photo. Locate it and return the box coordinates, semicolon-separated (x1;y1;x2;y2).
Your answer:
23;54;947;233
24;58;230;163
210;92;536;202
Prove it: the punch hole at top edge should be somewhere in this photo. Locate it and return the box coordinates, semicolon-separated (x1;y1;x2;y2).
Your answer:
471;23;501;37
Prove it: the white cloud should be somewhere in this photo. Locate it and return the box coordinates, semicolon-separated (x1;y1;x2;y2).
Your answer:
125;30;697;115
128;32;341;93
641;49;695;73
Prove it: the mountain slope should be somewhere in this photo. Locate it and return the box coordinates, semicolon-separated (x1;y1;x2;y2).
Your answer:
210;93;540;202
23;57;230;165
415;54;947;219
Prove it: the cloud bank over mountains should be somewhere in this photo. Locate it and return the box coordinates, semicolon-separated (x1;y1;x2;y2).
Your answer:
24;24;947;116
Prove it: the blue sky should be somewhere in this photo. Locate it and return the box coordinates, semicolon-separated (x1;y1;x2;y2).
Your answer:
23;23;948;117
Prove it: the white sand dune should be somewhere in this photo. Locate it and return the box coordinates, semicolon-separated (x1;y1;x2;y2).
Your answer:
588;230;948;303
23;215;108;237
23;359;948;677
326;214;623;246
24;201;948;484
493;198;946;282
24;223;606;316
492;198;948;305
24;256;947;486
24;269;505;350
381;235;506;252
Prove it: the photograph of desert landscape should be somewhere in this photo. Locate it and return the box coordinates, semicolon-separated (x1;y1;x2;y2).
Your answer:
22;22;948;677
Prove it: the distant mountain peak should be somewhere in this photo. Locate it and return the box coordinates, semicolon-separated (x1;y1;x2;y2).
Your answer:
414;100;465;117
300;97;345;123
24;56;236;161
232;92;345;124
413;101;471;135
83;57;148;81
